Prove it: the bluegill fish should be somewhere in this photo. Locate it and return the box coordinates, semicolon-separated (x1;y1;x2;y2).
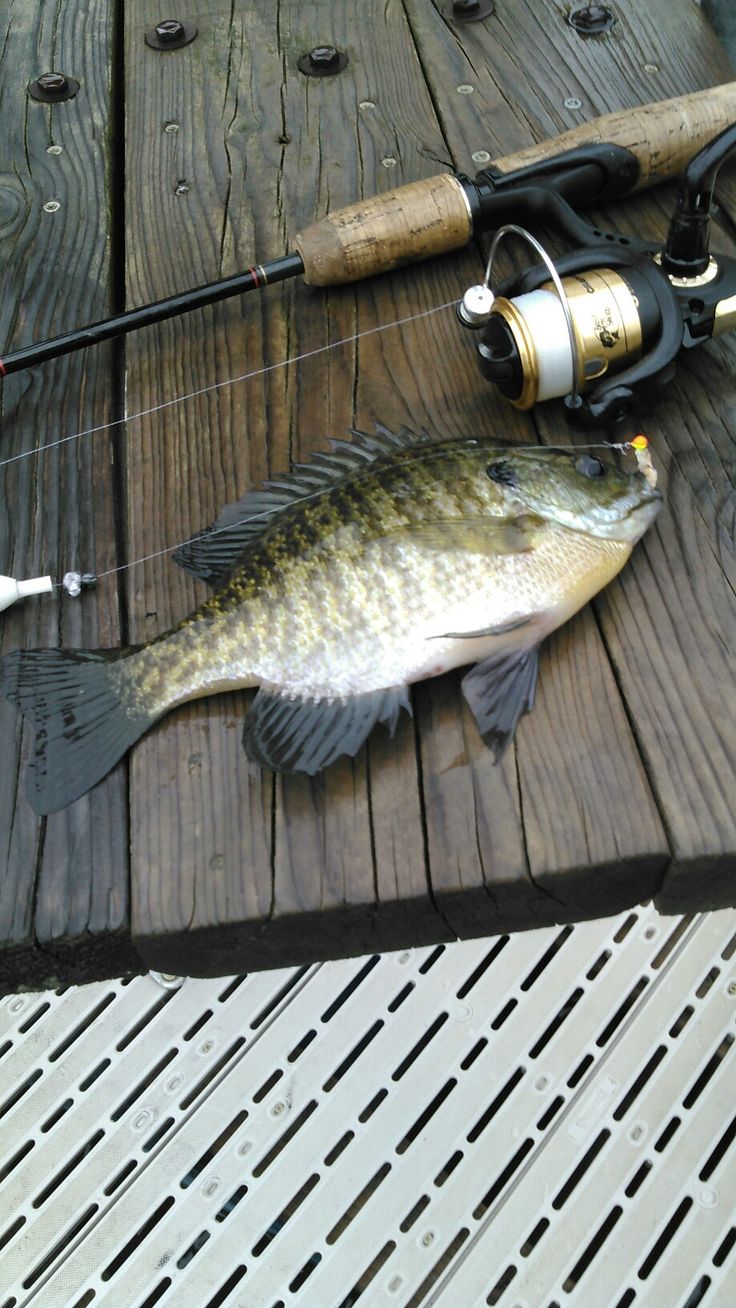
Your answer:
1;424;661;814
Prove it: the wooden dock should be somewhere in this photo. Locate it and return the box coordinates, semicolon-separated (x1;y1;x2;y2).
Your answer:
0;0;734;992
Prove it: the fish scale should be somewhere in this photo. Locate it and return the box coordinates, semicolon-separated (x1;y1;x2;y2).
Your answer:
0;425;661;813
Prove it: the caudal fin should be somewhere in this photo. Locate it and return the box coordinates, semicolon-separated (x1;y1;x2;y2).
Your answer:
1;647;154;814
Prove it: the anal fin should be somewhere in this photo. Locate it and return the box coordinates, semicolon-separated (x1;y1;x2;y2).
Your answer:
243;684;412;775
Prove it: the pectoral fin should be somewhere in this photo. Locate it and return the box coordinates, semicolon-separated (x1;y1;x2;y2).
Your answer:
399;515;541;555
430;616;533;640
461;645;540;762
243;684;412;774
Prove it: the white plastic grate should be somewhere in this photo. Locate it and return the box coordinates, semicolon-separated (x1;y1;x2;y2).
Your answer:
1;905;735;1307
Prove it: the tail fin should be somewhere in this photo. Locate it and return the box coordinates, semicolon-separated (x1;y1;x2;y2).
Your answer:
1;647;153;815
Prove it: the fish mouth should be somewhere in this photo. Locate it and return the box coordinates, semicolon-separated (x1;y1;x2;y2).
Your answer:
549;487;663;542
594;489;663;542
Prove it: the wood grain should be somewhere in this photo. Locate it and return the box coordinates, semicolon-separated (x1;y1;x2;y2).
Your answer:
0;0;136;991
405;0;736;906
125;0;461;975
405;0;678;921
1;0;734;990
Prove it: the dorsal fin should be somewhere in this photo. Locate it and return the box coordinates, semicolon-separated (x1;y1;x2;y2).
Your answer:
174;422;433;585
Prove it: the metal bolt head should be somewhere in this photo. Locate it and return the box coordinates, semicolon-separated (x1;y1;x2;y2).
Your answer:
39;72;69;94
564;96;583;110
569;4;615;34
156;18;185;43
145;19;198;50
29;71;80;103
310;45;339;68
444;0;494;21
298;44;348;77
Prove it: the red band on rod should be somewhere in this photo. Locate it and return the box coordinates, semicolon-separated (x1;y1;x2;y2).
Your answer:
247;266;260;287
0;358;6;377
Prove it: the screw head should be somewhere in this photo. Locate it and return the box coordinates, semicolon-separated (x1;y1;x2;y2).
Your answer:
298;45;348;77
443;0;494;21
145;19;198;50
310;45;339;68
39;72;69;94
569;4;615;34
29;71;80;103
156;18;185;42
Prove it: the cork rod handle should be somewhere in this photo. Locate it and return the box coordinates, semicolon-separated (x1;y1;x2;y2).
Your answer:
295;81;736;286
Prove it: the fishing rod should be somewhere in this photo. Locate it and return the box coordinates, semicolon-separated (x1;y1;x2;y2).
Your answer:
1;82;734;382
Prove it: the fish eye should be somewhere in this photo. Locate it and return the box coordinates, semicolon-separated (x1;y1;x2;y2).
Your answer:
575;454;606;478
487;460;518;488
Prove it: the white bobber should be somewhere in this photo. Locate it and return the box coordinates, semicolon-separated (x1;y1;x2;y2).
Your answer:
0;574;54;613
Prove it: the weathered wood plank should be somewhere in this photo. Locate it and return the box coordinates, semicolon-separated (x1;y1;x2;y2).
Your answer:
124;0;473;976
404;0;684;921
470;0;736;909
0;0;136;991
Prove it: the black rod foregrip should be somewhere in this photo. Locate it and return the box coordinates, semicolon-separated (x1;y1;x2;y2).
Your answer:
0;255;304;377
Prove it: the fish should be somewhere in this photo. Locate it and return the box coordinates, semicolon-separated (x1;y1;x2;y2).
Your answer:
0;423;661;815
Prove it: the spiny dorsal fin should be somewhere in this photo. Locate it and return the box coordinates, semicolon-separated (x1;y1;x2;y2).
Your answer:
174;422;433;585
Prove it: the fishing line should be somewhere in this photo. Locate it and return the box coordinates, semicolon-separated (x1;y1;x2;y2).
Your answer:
0;285;652;605
0;298;460;472
54;438;642;590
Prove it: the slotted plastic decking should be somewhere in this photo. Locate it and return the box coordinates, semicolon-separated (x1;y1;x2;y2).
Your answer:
1;904;735;1306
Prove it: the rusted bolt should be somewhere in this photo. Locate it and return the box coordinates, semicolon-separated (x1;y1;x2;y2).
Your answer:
569;4;615;34
29;71;80;103
145;19;198;50
298;45;348;76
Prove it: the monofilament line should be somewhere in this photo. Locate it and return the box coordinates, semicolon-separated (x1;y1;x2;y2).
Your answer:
0;299;460;471
74;441;637;588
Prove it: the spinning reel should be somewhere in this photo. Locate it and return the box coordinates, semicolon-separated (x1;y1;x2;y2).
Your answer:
458;123;736;428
